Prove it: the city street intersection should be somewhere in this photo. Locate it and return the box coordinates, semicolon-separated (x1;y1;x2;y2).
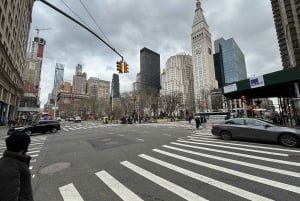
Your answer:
1;121;300;201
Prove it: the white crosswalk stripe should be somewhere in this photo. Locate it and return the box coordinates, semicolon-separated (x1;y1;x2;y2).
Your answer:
171;142;300;166
59;183;84;201
96;170;144;201
189;135;300;153
121;161;208;201
58;132;300;201
162;145;300;178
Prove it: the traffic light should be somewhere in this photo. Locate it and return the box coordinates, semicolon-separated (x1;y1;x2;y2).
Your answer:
124;62;129;73
116;61;123;73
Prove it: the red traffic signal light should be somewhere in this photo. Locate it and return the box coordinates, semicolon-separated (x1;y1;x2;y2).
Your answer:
116;61;123;73
124;62;129;73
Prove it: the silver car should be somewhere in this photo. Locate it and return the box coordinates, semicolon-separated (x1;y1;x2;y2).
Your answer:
211;118;300;147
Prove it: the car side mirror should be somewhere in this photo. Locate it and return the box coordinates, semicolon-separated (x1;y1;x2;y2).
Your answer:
264;124;271;128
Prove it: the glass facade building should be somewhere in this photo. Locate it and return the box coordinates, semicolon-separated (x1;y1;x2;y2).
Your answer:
54;63;65;90
214;38;247;88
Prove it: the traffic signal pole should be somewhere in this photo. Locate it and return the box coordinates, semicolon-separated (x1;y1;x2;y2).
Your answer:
38;0;124;61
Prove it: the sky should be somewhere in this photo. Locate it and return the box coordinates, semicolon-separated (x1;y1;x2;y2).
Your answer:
29;0;282;107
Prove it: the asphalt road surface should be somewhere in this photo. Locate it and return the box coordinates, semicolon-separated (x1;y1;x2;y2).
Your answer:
1;121;300;201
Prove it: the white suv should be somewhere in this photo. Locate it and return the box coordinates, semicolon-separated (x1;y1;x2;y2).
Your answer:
74;116;81;123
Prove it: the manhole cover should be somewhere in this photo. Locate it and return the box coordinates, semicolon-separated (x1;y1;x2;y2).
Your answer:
87;136;136;150
40;162;71;174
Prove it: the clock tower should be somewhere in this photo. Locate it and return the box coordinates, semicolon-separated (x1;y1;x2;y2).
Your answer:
191;0;217;112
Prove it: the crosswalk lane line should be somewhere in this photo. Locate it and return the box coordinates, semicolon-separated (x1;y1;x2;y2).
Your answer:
162;145;300;178
138;154;273;201
171;142;300;167
177;140;288;156
96;170;144;201
121;161;208;201
188;135;300;153
153;149;300;194
27;150;40;154
59;183;84;201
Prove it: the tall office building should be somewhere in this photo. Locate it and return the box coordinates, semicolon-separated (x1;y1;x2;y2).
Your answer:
160;53;195;113
73;64;87;94
31;36;46;59
20;35;47;111
76;64;83;75
54;63;64;90
191;0;217;112
112;74;120;98
87;77;100;97
140;47;161;95
271;0;300;69
213;38;247;88
0;1;35;123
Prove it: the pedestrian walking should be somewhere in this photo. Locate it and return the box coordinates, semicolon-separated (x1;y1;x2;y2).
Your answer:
195;116;201;129
0;131;34;201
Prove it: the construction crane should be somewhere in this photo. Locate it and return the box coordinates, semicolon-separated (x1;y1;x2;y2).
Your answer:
35;27;52;37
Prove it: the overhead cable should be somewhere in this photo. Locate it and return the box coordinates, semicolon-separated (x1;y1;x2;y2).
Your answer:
79;0;113;47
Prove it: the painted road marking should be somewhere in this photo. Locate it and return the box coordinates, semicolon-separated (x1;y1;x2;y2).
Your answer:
59;183;84;201
163;145;300;178
153;149;300;194
139;154;273;201
177;140;288;156
96;170;143;201
121;161;207;201
189;135;300;153
171;142;300;167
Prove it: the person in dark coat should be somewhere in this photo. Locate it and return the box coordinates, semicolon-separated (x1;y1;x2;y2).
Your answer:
195;116;201;129
0;131;33;201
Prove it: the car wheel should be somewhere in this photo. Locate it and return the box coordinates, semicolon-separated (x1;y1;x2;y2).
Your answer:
51;127;58;133
279;134;299;147
25;130;32;135
220;131;232;140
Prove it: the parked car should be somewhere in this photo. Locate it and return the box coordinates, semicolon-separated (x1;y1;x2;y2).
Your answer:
8;120;61;135
74;116;81;123
211;118;300;147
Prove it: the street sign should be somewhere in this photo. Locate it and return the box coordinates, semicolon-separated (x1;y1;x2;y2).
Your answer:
135;101;140;110
52;107;58;110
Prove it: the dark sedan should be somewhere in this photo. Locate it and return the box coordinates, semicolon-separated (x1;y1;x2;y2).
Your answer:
8;120;61;135
211;118;300;147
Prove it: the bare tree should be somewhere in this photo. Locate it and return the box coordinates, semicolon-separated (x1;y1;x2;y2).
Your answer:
159;92;183;118
199;89;211;112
